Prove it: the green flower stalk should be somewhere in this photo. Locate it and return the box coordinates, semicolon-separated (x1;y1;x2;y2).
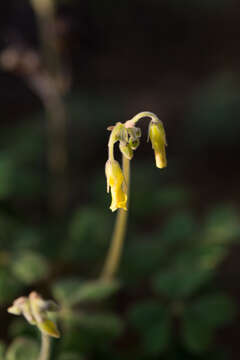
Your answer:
102;111;167;281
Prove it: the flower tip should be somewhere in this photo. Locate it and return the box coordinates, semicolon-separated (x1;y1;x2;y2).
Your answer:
7;305;21;315
155;151;167;169
110;206;128;212
38;319;61;338
149;120;167;170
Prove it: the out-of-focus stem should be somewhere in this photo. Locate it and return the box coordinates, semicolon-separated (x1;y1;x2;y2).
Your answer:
101;155;130;281
30;0;68;215
38;334;51;360
30;0;62;77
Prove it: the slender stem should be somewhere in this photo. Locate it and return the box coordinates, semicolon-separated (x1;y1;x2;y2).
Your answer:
101;155;130;281
30;0;68;215
107;122;124;161
38;334;51;360
125;111;160;128
30;0;62;77
108;143;114;162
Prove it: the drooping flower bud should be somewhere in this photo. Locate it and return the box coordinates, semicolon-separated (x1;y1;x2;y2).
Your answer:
119;142;133;160
105;159;127;212
8;296;36;325
129;137;140;150
29;292;60;338
148;120;167;168
127;127;141;150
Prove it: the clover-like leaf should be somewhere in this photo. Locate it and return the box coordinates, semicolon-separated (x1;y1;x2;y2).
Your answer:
52;278;119;306
204;205;240;245
152;264;212;299
182;293;235;353
129;300;171;355
75;312;124;336
10;251;49;285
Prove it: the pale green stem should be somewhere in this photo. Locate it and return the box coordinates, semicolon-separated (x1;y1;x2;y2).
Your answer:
125;111;160;128
38;334;51;360
107;122;124;161
101;155;130;281
108;141;114;162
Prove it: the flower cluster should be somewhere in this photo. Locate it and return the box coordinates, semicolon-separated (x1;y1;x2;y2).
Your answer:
8;291;60;338
105;112;167;212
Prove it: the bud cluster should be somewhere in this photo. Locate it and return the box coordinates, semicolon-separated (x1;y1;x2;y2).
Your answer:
118;125;141;160
8;291;60;338
105;112;167;212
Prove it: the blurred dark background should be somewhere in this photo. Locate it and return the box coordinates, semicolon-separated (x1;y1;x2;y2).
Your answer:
0;0;240;359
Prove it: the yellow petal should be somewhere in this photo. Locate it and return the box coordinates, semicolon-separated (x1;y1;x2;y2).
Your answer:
110;185;127;212
38;319;60;338
154;146;167;169
106;160;124;188
149;121;167;169
149;121;167;146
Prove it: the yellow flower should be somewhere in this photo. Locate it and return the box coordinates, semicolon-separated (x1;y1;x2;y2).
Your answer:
105;159;127;212
149;120;167;168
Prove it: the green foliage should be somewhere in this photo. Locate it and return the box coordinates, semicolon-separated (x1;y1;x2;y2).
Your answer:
5;337;39;360
0;341;6;360
0;123;44;199
72;312;124;336
204;205;240;244
52;278;119;306
10;251;49;285
124;200;238;358
182;293;235;353
1;95;239;360
152;264;212;299
122;239;167;283
58;353;83;360
160;212;198;245
0;268;21;304
154;185;191;209
8;318;37;339
129;300;171;355
0;154;15;199
66;206;112;262
59;311;123;356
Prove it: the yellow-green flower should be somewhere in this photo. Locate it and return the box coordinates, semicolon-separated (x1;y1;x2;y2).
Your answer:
105;159;127;212
119;142;133;160
149;120;167;168
8;292;60;338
